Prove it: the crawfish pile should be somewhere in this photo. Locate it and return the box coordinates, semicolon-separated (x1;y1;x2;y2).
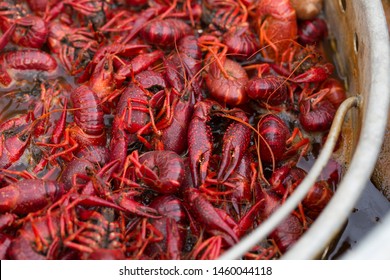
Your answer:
0;0;347;260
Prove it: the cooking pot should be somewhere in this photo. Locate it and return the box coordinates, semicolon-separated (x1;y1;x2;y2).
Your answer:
220;0;390;260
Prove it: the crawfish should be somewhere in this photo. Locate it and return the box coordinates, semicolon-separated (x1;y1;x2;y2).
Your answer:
145;195;188;259
79;160;160;219
141;18;192;48
0;14;48;50
298;17;328;45
187;99;221;187
217;109;251;183
114;71;174;149
235;187;304;253
0;49;58;87
299;99;336;132
269;164;334;221
257;114;310;166
129;150;185;195
245;64;289;107
63;208;125;260
156;91;195;154
47;22;99;75
0;113;34;169
222;22;260;60
200;35;249;106
7;210;62;259
256;0;297;61
184;187;239;246
163;35;202;97
47;85;106;161
201;0;249;33
0;179;67;215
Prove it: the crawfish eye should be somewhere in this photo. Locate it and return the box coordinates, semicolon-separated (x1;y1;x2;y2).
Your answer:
211;104;221;111
19;133;29;142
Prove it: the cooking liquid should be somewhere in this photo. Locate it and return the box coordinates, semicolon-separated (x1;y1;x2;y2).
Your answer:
326;180;390;259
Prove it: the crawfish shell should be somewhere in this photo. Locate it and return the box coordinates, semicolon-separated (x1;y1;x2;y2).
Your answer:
140;18;192;48
299;99;336;132
222;24;259;60
258;115;290;164
205;58;249;106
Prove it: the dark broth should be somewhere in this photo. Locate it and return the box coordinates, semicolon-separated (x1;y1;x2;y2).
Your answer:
326;180;390;259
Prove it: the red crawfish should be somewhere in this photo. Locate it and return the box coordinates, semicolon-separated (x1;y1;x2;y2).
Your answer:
187;100;220;187
163;35;202;97
235;187;304;253
113;71;173;149
70;85;105;140
7;194;129;259
33;97;69;173
59;158;97;190
85;44;155;100
222;22;260;60
302;180;333;220
116;5;167;44
0;14;48;50
0;49;58;87
201;0;249;33
290;62;334;85
115;50;164;87
48;85;106;161
205;57;249;106
269;164;334;221
47;22;99;75
145;195;188;259
224;152;257;216
0;179;67;215
256;0;297;61
298;17;328;45
128;150;185;195
155;36;202;153
78;160;160;219
200;36;249;106
63;208;125;260
140;18;193;48
113;81;150;137
199;151;257;220
183;187;239;247
245;73;289;107
0;114;32;170
217;109;251;183
108;115;131;172
320;78;347;109
257;114;310;166
156;91;195;154
299;99;336;132
7;211;62;259
188;100;251;187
